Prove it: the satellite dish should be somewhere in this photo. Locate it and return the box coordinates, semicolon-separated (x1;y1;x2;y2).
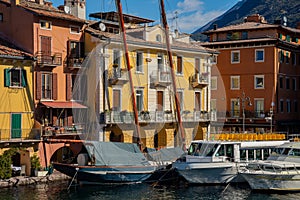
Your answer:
64;6;70;14
99;23;106;32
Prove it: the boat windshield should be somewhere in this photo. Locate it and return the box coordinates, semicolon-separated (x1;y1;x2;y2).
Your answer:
199;143;218;157
188;142;203;155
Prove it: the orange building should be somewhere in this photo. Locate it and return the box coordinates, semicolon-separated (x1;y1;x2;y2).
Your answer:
202;14;300;137
0;0;87;167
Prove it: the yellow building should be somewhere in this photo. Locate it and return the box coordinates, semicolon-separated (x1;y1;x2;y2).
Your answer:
84;12;217;149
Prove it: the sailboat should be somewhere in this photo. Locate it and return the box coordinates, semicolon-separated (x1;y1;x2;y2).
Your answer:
53;0;187;184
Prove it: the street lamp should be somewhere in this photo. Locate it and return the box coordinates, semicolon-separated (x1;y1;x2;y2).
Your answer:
270;102;275;133
237;91;252;133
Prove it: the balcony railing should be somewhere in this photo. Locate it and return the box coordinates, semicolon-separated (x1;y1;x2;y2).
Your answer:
100;110;211;124
215;110;273;119
36;51;62;66
108;68;129;85
42;124;85;136
67;57;84;69
150;69;171;88
189;73;209;88
0;128;41;141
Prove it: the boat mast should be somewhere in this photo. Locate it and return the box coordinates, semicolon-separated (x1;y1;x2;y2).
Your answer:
159;0;185;150
115;0;142;148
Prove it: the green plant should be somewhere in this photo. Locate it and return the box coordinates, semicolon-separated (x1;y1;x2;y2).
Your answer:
30;154;41;170
0;148;18;179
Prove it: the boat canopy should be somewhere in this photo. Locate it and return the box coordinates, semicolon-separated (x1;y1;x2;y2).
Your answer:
83;141;150;166
147;147;184;163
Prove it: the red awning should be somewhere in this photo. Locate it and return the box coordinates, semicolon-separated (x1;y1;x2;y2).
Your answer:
40;101;87;109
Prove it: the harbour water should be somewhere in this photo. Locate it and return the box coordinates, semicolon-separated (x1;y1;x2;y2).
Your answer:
1;181;300;200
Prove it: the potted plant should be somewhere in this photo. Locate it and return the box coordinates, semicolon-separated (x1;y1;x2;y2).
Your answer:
30;153;41;176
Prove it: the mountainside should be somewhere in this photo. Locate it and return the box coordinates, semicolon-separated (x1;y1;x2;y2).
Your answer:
192;0;300;41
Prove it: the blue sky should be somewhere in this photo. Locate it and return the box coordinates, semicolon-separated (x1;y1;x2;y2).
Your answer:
51;0;241;33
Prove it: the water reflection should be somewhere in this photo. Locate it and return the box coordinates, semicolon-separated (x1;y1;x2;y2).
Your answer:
1;181;300;200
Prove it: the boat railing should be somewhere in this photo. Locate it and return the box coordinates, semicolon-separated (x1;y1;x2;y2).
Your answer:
209;133;286;141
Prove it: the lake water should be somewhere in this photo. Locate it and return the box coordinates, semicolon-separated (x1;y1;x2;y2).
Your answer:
1;181;300;200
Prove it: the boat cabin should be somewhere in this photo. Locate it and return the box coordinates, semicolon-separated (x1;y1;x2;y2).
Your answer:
186;140;288;163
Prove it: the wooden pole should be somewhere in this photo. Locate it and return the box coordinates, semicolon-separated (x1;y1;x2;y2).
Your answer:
160;0;185;150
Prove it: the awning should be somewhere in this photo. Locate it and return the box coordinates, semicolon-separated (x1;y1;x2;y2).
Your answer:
40;101;87;109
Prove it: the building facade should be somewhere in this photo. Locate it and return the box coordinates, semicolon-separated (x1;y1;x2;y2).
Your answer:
202;14;300;137
84;12;217;149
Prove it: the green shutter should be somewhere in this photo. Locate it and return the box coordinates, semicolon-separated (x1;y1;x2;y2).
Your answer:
279;33;283;39
286;35;290;42
21;69;27;87
4;68;10;87
11;113;22;138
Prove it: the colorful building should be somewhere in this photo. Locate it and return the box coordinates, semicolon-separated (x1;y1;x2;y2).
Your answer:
202;14;300;137
84;12;217;149
0;0;87;167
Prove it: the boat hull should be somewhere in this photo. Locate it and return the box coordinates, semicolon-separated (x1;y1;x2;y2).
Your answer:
53;163;155;184
241;173;300;191
173;162;238;184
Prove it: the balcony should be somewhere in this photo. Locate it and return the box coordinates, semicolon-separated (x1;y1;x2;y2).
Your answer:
42;124;85;136
36;51;62;67
100;110;211;124
108;68;129;85
67;57;84;70
189;73;209;88
150;69;171;88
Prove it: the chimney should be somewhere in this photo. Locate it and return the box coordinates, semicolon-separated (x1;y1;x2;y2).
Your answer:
174;29;179;38
35;0;44;4
11;0;20;6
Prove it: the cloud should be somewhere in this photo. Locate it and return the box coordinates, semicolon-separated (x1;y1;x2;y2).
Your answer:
169;0;226;33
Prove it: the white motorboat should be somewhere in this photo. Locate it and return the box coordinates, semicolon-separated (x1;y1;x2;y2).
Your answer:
172;139;288;184
240;142;300;191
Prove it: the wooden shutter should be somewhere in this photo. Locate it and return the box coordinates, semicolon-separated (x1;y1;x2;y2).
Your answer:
157;91;163;111
195;92;201;111
66;74;72;101
40;36;51;55
4;68;10;87
52;73;57;100
113;89;121;111
195;58;200;73
21;69;27;87
177;56;182;74
36;72;41;100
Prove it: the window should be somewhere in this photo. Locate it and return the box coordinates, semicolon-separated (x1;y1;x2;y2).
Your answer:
255;75;264;89
157;54;164;71
136;89;143;112
176;90;184;111
286;77;290;89
0;13;3;22
177;56;183;74
211;76;217;90
231;51;240;63
254;99;264;118
231;99;240;117
293;78;297;91
230;76;240;90
279;77;283;88
279;50;284;63
136;51;143;73
156;34;162;42
287;100;291;113
292;53;296;65
40;20;51;30
112;89;121;111
242;31;248;39
69;41;84;58
286;52;289;64
42;73;52;99
195;92;201;111
4;68;27;88
70;25;80;34
295;100;298;112
255;49;264;62
113;50;121;68
280;99;284;113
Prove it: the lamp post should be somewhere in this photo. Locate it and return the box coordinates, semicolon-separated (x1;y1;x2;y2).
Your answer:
237;91;252;133
270;102;275;133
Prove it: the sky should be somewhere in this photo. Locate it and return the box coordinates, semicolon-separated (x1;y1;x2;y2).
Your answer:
51;0;241;33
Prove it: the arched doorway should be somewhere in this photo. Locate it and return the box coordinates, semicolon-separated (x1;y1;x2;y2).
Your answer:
109;131;124;142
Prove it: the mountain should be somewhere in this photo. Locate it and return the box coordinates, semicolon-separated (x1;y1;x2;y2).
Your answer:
192;0;300;41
